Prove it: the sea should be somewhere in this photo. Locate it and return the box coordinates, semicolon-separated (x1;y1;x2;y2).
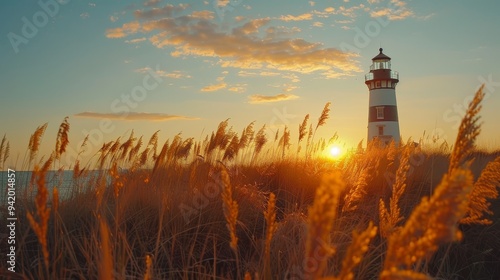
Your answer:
0;170;107;204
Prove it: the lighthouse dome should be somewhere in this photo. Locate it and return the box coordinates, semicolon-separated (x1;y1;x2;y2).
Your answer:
372;48;391;61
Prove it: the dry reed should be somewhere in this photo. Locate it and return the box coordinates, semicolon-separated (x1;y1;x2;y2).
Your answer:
28;123;48;162
382;167;473;278
461;155;500;225
304;171;345;279
144;254;153;280
343;166;370;212
315;102;331;132
0;134;9;169
26;155;53;270
263;192;277;279
253;125;267;160
336;221;378;280
55;117;70;160
220;165;239;252
379;144;412;238
448;85;484;172
99;217;114;280
298;114;310;154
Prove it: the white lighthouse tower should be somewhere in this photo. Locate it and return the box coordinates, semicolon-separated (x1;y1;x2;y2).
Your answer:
365;48;400;145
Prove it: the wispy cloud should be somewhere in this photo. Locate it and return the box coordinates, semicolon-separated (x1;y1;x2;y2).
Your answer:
133;4;189;19
125;37;147;44
313;4;364;19
215;0;229;7
135;67;191;79
368;0;414;20
201;82;227;92
370;7;413;20
248;93;299;104
312;21;323;27
74;112;199;121
279;13;313;22
190;10;214;19
228;84;247;93
106;4;361;77
144;0;161;7
106;21;141;38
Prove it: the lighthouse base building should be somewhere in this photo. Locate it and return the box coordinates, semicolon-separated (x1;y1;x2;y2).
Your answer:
365;48;400;146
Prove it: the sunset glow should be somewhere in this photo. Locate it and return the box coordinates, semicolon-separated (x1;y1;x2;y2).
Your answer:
1;1;500;279
1;1;499;165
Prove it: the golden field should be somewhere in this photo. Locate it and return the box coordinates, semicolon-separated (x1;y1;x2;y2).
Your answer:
1;86;499;279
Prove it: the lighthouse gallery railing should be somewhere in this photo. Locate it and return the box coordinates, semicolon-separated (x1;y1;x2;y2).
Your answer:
364;71;399;81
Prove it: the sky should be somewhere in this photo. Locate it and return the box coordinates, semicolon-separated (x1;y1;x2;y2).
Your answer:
1;0;500;168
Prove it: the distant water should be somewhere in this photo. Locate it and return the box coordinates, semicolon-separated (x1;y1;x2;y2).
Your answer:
0;170;106;203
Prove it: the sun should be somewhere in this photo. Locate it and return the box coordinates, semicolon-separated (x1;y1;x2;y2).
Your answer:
329;146;343;159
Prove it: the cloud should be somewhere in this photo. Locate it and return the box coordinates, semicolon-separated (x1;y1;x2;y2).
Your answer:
125;37;147;44
228;84;247;93
370;7;413;20
216;0;229;7
248;93;299;104
162;70;191;79
369;0;414;20
313;4;364;18
135;67;191;78
144;0;161;7
107;5;361;76
106;21;141;38
134;4;189;19
80;12;90;19
265;26;301;39
74;112;199;121
233;18;271;35
279;13;313;22
110;15;119;22
312;21;323;27
201;82;227;92
190;10;215;20
282;84;298;92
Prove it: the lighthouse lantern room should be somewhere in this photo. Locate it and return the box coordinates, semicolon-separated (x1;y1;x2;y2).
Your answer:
365;48;400;146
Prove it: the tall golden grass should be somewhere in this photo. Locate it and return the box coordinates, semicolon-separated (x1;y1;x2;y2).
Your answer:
1;86;500;279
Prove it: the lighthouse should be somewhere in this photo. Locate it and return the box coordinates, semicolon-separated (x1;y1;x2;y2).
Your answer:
365;48;400;145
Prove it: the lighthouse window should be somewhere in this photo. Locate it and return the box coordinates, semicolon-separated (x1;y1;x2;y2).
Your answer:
378;126;384;136
375;81;381;88
381;81;387;87
376;106;384;119
387;81;392;87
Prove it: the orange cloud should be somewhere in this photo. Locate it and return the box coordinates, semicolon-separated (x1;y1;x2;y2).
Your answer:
190;10;215;20
228;85;247;93
248;93;299;104
370;7;413;20
107;7;361;76
367;0;414;20
201;82;227;92
74;112;199;121
135;67;191;79
279;13;313;22
106;21;141;38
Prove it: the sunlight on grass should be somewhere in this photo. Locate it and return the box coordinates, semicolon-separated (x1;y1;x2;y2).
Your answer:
1;86;500;279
